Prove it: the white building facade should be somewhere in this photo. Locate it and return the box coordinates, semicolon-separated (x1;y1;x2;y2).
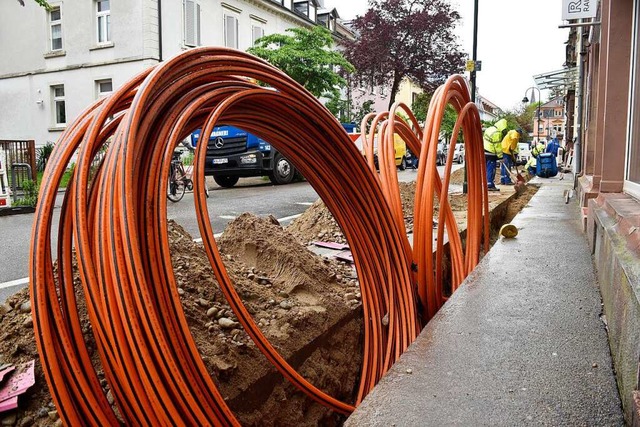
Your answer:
0;0;343;147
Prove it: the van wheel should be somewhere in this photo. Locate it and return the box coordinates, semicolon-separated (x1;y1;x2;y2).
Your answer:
213;175;239;188
399;156;407;171
458;155;464;164
269;153;295;185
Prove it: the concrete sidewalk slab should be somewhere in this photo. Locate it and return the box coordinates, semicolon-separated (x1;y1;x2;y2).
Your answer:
346;178;624;426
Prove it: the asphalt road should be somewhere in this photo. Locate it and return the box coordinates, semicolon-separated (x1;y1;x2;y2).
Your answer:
0;164;461;302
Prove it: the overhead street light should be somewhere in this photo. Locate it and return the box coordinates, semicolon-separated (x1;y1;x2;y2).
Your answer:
522;87;542;144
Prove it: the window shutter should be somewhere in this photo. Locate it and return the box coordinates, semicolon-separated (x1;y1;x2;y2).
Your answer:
184;0;195;46
225;15;237;49
196;3;201;46
252;25;264;45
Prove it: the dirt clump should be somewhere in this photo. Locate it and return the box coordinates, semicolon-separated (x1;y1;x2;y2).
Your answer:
0;216;362;427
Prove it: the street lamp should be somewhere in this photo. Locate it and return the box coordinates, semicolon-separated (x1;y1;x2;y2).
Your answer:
522;87;542;144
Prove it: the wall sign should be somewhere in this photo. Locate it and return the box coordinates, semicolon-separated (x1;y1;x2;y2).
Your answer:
562;0;597;20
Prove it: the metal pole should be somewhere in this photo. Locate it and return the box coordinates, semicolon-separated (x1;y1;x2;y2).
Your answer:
470;0;479;103
464;0;478;194
574;24;585;176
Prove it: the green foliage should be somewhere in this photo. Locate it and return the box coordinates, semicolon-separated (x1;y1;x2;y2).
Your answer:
326;93;350;123
181;151;195;166
411;92;460;142
412;93;431;123
248;26;354;99
36;141;55;172
351;100;374;129
14;179;38;207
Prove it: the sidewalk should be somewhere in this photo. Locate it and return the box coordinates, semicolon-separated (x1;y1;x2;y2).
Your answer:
346;176;624;426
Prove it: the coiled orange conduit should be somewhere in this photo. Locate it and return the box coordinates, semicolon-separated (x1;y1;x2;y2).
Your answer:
30;48;487;425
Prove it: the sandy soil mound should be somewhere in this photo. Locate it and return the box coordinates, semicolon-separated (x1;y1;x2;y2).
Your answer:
288;181;470;245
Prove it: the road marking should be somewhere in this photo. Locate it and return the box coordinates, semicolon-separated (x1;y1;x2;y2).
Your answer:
193;231;223;243
277;213;302;223
295;202;314;206
219;215;236;220
0;277;29;290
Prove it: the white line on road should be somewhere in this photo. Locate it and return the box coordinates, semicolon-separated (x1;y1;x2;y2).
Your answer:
276;213;302;223
219;215;237;220
295;202;314;206
0;277;29;290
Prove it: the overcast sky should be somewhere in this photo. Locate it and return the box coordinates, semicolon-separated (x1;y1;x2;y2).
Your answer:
322;0;570;111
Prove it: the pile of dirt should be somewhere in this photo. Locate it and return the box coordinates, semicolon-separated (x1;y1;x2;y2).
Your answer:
288;181;470;245
0;216;362;427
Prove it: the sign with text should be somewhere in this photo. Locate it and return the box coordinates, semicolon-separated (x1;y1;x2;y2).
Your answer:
465;60;475;72
562;0;597;20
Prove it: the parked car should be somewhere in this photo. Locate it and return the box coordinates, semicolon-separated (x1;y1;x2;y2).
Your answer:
517;142;531;163
351;133;408;170
452;144;465;164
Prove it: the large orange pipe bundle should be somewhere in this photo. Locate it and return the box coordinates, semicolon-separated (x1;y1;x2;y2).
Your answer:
30;48;486;425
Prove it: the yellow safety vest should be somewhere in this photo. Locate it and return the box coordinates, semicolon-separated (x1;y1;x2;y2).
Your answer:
483;119;507;158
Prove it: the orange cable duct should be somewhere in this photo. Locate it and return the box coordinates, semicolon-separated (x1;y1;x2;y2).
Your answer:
30;48;487;425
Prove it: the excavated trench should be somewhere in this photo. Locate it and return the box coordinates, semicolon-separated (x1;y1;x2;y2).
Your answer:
0;183;538;426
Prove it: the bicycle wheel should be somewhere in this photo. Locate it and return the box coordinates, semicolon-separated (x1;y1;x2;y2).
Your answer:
167;179;185;202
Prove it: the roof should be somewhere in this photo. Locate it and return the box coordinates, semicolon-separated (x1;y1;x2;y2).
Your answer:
533;68;578;90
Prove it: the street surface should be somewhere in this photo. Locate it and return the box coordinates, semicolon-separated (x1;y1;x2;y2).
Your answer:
0;165;461;301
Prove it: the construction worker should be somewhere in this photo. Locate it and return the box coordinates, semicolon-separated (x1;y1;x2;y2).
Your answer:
526;141;546;176
500;129;521;185
546;136;561;157
483;118;508;192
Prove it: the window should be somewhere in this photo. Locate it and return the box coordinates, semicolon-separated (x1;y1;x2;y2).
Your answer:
627;2;640;188
96;0;111;44
49;7;62;51
309;3;317;21
251;24;264;45
51;85;66;126
224;13;238;49
183;0;201;47
96;79;113;98
294;1;308;16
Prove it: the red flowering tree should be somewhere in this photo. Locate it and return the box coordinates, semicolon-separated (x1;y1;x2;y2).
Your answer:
344;0;466;110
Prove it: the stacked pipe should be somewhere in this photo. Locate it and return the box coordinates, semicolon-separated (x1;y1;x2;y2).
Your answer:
29;48;487;425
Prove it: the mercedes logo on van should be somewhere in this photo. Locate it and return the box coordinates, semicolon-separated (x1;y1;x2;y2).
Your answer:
214;136;225;149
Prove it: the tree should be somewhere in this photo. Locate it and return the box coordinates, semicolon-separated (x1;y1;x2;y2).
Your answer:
248;26;354;99
411;92;459;142
344;0;466;110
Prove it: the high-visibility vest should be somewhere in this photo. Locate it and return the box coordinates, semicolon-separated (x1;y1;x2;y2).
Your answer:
531;143;545;157
483;119;508;158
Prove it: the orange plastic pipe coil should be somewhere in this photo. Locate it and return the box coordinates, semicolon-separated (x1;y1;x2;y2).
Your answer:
29;48;488;425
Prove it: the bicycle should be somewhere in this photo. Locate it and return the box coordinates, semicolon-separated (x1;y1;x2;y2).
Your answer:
167;151;193;202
